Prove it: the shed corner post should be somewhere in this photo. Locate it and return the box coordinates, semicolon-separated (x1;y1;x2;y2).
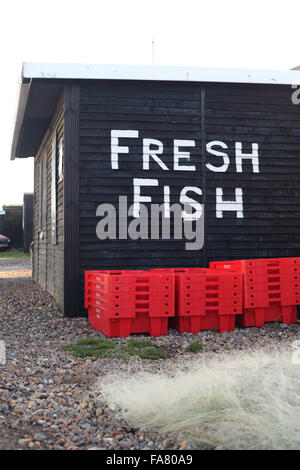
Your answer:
63;84;80;316
201;86;207;267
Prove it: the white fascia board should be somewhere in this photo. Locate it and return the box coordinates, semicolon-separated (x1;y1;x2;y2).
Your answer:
22;62;300;85
10;80;31;160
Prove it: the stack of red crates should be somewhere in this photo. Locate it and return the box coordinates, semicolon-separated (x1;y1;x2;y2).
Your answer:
85;270;175;337
84;257;298;338
150;268;243;333
210;258;299;327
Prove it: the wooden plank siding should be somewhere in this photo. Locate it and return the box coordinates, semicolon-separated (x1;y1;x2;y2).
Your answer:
77;80;300;314
204;83;300;261
33;95;65;311
78;81;204;312
63;85;80;316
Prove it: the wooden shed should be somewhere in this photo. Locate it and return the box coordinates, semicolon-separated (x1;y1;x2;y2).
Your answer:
0;204;23;249
23;193;34;253
11;63;300;316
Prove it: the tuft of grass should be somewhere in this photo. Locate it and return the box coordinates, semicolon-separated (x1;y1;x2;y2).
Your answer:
134;347;166;360
126;338;154;349
62;337;166;360
0;248;30;259
185;341;203;353
76;337;115;348
62;337;117;358
98;348;300;450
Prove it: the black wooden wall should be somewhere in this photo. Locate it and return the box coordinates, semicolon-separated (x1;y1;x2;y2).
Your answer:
33;95;65;310
79;81;204;265
205;83;300;261
77;80;300;313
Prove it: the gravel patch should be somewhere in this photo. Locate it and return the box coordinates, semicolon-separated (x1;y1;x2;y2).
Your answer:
0;273;300;450
0;257;31;271
0;257;31;280
0;271;32;280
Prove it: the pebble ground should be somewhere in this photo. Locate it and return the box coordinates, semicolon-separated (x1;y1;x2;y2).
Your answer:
1;258;300;450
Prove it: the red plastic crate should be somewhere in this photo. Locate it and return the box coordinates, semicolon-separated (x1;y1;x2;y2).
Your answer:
86;270;175;317
88;307;169;337
170;312;236;334
240;305;297;327
88;307;132;337
85;270;175;337
210;257;299;326
131;314;169;336
151;268;242;312
151;267;242;333
85;270;146;308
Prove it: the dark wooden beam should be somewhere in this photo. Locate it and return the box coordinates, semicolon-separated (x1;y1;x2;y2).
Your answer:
201;87;207;267
64;85;80;316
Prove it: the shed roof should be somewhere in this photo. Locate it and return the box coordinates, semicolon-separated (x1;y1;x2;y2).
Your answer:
11;62;300;160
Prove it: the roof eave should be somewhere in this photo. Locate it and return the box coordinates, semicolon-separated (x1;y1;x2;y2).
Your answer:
22;62;300;86
10;79;32;160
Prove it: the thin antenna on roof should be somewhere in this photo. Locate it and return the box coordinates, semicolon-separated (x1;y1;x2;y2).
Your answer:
152;39;155;65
